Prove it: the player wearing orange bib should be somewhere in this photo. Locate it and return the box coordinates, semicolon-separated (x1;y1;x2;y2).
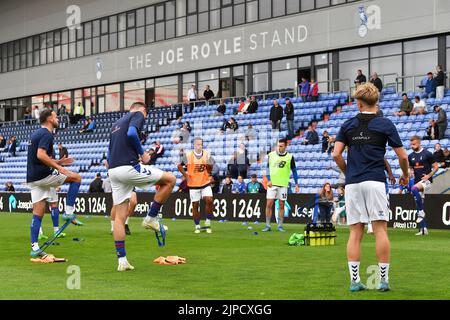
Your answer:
177;137;214;234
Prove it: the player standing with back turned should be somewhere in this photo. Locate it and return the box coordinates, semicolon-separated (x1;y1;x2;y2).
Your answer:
332;83;409;292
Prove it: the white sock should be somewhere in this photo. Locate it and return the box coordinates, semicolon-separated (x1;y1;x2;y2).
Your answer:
54;227;59;233
125;217;129;225
66;205;75;215
31;242;40;251
111;220;114;231
348;261;361;283
195;224;201;229
379;263;390;283
39;227;43;235
118;257;128;265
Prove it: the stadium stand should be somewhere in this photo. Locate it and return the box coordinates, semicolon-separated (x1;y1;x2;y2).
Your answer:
0;88;448;195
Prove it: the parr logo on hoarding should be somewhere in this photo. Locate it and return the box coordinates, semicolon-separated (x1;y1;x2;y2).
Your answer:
0;196;3;211
358;5;381;38
8;195;17;212
391;206;417;229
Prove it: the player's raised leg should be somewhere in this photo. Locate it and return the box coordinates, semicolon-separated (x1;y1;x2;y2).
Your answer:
61;170;82;224
142;172;176;232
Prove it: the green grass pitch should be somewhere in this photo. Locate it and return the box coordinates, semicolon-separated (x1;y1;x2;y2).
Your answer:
1;212;449;300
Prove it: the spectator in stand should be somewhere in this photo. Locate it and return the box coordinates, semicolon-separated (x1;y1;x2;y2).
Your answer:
309;78;319;102
318;182;334;223
395;93;414;116
236;143;249;179
354;69;367;87
211;163;221;193
434;105;448;140
153;140;165;159
102;173;112;193
23;107;32;120
5;181;15;192
335;105;343;114
8;136;17;157
176;116;183;129
232;175;247;194
327;135;336;155
299;77;310;102
435;65;445;100
220;176;234;194
215;99;226;116
146;147;157;165
247;174;264;193
178;175;189;193
270;99;284;130
411;96;427;115
222;117;238;132
33;105;40;120
245;96;259;114
423;120;440;140
227;153;239;179
58;143;69;160
245;124;257;141
57;104;68;116
322;131;330;153
187;84;197;111
302;123;319;145
72;102;85;124
0;135;6;151
433;143;446;167
425;72;437;99
234;98;250;114
284;98;295;140
203;85;214;102
178;121;191;143
79;118;96;133
89;173;104;193
443;148;450;168
370;72;383;92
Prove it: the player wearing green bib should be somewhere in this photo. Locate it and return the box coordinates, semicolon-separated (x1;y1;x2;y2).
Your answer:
263;139;299;232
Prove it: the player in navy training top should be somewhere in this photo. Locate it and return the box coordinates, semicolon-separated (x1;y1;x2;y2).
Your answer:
333;83;409;292
407;135;439;236
107;101;176;272
27;109;82;258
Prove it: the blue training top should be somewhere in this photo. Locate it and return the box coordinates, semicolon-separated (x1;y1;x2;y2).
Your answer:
27;128;54;183
108;112;145;169
336;113;403;185
408;149;436;184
